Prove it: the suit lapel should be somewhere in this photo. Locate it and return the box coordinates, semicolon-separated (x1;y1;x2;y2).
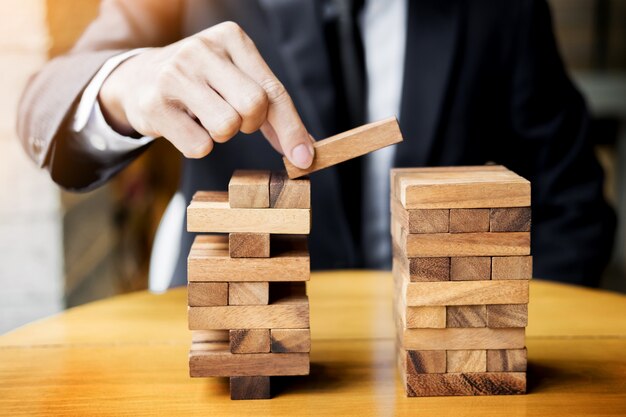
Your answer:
396;0;461;167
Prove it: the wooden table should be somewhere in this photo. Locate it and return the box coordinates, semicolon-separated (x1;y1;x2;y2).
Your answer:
1;271;626;416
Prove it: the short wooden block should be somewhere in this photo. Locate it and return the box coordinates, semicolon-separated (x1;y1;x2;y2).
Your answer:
403;328;525;350
188;235;309;282
270;329;311;353
391;198;449;234
393;254;450;282
446;350;487;373
405;306;447;329
187;191;310;234
229;233;270;258
188;295;309;330
283;117;403;178
230;329;271;353
404;280;529;306
490;207;531;232
487;349;527;372
487;304;528;328
492;256;533;279
446;305;487;328
449;209;489;233
406;350;446;374
229;282;269;305
228;170;270;208
405;372;526;396
230;376;271;400
269;172;310;208
449;257;491;281
191;330;229;343
187;282;228;307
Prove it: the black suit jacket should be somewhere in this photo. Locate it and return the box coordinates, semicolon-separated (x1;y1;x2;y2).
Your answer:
17;0;616;286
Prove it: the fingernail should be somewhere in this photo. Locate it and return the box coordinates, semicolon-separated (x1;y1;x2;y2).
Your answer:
291;143;313;169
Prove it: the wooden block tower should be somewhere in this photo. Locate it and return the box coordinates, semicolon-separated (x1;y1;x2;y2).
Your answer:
186;170;312;400
391;165;532;396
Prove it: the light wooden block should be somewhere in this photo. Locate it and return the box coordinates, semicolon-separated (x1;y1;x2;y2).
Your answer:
187;282;228;307
450;257;491;281
492;256;533;280
392;254;450;282
403;328;525;350
228;170;270;208
446;350;487;373
270;329;311;353
187;191;310;234
188;235;309;282
446;305;487;328
230;376;271;400
405;372;526;396
487;304;528;328
490;207;531;232
229;282;269;305
405;350;446;374
487;349;527;372
391;198;449;233
191;330;229;343
449;209;489;233
229;329;271;353
283;117;403;178
229;233;270;258
270;172;310;208
405;306;447;329
404;280;529;306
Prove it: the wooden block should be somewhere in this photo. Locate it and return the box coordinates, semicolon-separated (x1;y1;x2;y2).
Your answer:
490;207;531;232
229;282;269;305
187;282;228;307
191;330;229;343
228;170;270;208
404;280;529;306
230;329;271;353
230;376;271;400
446;305;487;328
405;350;446;374
406;372;526;396
270;329;311;353
449;257;491;281
487;349;527;372
403;328;525;350
269;172;310;208
188;235;309;282
405;306;447;329
446;350;487;373
229;233;270;258
187;191;310;234
487;304;528;328
188;295;309;330
189;342;309;376
391;198;449;233
492;256;533;280
449;209;489;233
392;253;450;282
283;117;403;178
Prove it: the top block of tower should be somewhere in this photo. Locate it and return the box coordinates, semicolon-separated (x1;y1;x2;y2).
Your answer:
392;166;530;209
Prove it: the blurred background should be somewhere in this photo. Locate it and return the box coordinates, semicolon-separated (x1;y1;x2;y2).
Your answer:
0;0;624;334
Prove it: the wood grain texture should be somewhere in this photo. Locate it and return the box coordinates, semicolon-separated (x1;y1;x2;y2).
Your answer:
405;372;526;396
487;349;527;372
446;350;487;373
391;198;449;233
230;376;271;400
405;306;447;329
187;191;310;234
187;282;228;307
404;280;529;306
228;233;270;258
403;328;525;350
229;282;269;305
487;304;528;328
269;172;310;208
446;305;487;328
492;256;533;280
283;117;403;178
405;350;446;374
229;329;271;353
191;330;229;343
449;209;489;233
270;329;311;353
490;207;531;232
392;253;450;282
450;257;491;281
228;170;270;208
188;295;309;330
188;235;309;282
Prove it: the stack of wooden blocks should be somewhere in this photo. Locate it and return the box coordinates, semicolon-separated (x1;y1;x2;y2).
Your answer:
185;170;312;400
391;165;532;396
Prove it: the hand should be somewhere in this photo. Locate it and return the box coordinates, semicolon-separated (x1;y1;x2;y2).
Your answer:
98;21;315;169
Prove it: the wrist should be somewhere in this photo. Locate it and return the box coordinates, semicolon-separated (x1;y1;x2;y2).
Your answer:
98;57;136;136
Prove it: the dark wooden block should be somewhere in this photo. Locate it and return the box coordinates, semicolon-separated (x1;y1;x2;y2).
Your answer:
490;207;531;232
446;305;487;328
406;350;446;374
406;372;526;396
230;376;271;400
449;209;490;233
487;304;528;328
409;257;450;281
487;349;527;372
450;257;491;281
